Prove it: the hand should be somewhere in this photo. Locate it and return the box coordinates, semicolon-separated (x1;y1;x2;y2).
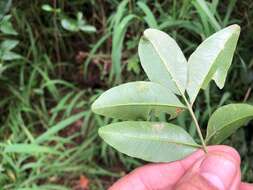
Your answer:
109;145;253;190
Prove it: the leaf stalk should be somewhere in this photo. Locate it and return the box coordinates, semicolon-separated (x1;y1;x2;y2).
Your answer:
182;95;208;153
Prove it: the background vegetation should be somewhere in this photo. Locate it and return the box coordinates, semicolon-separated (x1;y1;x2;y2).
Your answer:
0;0;252;189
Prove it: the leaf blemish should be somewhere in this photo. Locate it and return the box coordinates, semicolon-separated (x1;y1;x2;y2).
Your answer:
137;83;148;92
152;123;165;131
176;108;183;114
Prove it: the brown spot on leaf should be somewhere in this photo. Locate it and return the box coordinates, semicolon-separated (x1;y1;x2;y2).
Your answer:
176;108;183;114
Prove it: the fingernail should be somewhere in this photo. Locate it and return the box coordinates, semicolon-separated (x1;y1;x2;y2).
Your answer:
201;172;225;190
200;154;237;189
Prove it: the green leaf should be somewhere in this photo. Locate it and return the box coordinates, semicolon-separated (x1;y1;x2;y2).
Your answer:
1;51;22;60
61;18;79;32
111;14;136;81
0;40;21;61
79;25;96;33
0;39;19;50
137;1;158;28
4;144;59;154
92;81;186;120
138;29;187;95
127;55;140;74
99;121;199;162
77;12;83;21
41;4;61;13
206;104;253;144
193;0;221;31
35;112;85;143
41;4;53;12
0;0;12;20
0;15;17;35
187;24;240;103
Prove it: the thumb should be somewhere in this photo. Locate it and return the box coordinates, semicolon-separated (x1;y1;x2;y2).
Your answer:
175;148;241;190
240;182;253;190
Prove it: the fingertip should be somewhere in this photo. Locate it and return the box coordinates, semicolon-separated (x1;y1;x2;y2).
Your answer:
199;149;240;190
207;145;241;165
178;145;241;172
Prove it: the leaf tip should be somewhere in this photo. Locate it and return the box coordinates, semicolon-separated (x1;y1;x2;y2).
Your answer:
231;24;240;29
143;28;159;37
229;24;241;33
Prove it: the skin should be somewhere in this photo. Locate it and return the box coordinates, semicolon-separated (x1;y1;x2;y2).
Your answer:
110;146;253;190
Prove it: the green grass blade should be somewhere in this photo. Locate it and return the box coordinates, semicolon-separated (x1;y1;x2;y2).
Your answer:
35;112;86;144
137;1;158;28
4;144;59;154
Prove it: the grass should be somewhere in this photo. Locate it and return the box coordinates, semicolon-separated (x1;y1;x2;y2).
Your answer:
0;0;252;189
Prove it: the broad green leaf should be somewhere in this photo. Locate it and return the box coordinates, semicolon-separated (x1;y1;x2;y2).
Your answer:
138;29;187;95
187;24;240;103
206;104;253;144
92;81;186;120
99;121;199;162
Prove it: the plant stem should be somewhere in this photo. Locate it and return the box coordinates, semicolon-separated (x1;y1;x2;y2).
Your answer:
182;95;208;153
53;0;61;74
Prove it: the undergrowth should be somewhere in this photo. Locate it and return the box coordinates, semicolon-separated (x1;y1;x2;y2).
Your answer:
0;0;252;189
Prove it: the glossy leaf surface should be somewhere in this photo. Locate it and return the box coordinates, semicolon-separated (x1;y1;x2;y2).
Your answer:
187;25;240;103
99;121;199;162
92;81;186;120
206;104;253;144
138;29;187;95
